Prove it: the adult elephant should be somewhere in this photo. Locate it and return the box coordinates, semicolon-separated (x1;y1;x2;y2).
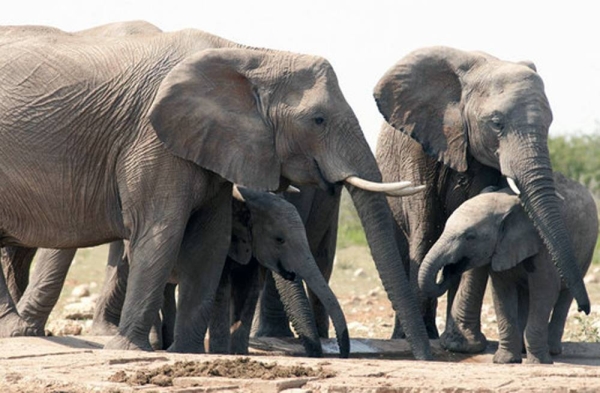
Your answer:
0;23;431;358
374;46;590;352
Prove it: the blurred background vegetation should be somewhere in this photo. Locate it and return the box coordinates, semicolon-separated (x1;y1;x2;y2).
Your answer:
337;130;600;264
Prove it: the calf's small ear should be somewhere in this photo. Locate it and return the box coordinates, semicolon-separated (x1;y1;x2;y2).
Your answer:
491;206;540;272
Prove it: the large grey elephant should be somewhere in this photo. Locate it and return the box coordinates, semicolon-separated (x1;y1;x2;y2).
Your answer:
374;46;590;353
0;23;431;358
419;173;598;364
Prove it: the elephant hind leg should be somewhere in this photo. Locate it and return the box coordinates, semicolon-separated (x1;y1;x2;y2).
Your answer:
0;261;42;337
548;289;573;356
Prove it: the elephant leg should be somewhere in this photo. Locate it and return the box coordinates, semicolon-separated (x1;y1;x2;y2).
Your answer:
548;289;573;356
254;271;294;338
0;258;41;337
169;191;232;353
91;241;128;336
524;270;558;364
2;246;37;303
104;217;186;351
230;258;260;355
441;266;488;353
160;283;177;350
17;248;77;332
490;273;522;364
208;259;233;354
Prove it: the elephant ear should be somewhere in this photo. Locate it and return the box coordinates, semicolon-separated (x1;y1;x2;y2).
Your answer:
374;46;477;172
149;48;280;191
491;204;540;272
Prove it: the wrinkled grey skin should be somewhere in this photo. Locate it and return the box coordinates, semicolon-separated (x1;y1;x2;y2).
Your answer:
0;23;431;356
254;185;341;340
374;46;590;353
419;173;598;364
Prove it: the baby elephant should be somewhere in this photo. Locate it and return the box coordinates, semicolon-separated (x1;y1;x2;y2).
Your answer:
418;173;598;364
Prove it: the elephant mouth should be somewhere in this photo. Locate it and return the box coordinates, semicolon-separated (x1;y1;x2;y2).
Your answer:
437;257;470;291
277;261;296;281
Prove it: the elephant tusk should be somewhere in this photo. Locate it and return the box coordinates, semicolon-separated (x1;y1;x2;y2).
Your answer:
345;176;425;197
232;185;245;202
506;177;521;195
286;185;301;193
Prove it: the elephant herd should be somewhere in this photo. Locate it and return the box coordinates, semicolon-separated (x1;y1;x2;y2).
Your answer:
0;21;596;365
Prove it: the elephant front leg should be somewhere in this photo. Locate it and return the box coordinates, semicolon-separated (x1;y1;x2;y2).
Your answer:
229;259;260;355
208;259;233;354
104;222;186;351
441;266;488;353
169;193;232;353
490;273;522;364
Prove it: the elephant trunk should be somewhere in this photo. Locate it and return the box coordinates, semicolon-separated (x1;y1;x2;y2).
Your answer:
292;255;350;358
418;233;457;298
272;273;323;358
501;133;590;314
347;184;432;360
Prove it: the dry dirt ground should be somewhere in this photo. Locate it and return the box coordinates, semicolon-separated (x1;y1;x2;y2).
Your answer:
1;245;600;392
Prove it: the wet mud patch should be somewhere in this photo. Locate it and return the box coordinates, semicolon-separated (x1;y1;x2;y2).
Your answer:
109;357;336;387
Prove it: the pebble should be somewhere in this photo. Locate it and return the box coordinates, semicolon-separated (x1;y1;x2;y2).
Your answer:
353;268;365;278
71;284;90;298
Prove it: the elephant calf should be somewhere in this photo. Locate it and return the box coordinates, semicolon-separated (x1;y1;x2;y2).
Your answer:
418;173;598;364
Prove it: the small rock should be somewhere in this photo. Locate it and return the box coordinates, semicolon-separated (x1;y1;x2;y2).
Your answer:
46;319;83;336
63;301;95;320
368;287;381;297
71;284;90;298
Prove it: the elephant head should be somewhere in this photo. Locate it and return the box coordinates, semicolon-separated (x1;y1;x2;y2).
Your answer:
148;47;431;359
418;189;540;297
374;46;590;314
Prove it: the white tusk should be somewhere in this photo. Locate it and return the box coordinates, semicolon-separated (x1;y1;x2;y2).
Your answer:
506;177;521;195
345;176;425;197
232;185;245;202
386;184;427;197
556;191;565;201
286;185;301;193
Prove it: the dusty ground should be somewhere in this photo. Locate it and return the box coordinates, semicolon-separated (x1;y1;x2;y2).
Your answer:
2;244;599;392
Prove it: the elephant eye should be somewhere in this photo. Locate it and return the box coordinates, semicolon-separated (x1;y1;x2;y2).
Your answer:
314;116;325;125
489;115;505;132
275;236;286;245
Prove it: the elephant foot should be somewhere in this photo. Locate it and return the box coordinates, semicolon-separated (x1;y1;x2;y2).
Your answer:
0;313;44;337
440;324;487;353
526;352;553;365
493;348;522;364
549;340;563;356
104;334;153;351
167;340;205;354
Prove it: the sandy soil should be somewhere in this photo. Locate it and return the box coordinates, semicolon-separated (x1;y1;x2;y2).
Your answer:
1;336;600;392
